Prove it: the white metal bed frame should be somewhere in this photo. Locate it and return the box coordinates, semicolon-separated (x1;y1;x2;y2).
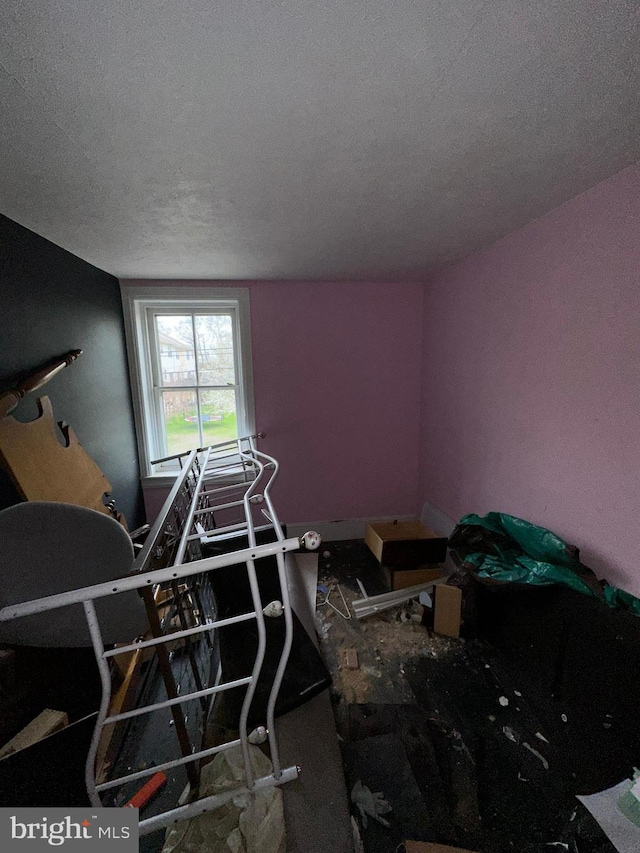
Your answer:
0;434;320;837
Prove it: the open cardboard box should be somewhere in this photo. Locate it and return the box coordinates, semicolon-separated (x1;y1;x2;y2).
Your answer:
365;520;448;567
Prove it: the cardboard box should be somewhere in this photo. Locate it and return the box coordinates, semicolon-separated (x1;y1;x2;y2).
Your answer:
383;563;444;591
365;520;447;567
433;584;462;638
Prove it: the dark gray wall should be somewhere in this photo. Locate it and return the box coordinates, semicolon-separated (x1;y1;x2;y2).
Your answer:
0;214;143;527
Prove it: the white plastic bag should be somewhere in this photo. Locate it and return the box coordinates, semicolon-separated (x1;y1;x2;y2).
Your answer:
162;745;285;853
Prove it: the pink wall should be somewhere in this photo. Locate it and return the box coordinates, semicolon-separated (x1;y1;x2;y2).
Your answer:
132;280;424;525
420;163;640;593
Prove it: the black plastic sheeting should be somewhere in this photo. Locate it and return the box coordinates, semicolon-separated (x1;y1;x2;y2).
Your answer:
449;512;640;616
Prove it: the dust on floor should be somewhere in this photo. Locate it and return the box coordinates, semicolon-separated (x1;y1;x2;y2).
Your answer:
314;540;618;853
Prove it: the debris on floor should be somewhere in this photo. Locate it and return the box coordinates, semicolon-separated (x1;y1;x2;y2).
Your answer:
352;579;446;621
314;539;631;853
343;733;431;850
351;779;392;828
344;648;360;670
318;582;352;619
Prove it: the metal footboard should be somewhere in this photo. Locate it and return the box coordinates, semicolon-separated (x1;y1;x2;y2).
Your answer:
0;435;320;837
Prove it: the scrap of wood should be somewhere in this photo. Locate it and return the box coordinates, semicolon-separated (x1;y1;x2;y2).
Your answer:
0;709;69;760
344;648;359;670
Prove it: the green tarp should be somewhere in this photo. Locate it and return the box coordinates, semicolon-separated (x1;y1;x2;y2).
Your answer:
450;512;640;617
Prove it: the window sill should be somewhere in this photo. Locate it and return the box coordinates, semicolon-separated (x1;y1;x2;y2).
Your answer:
142;474;179;490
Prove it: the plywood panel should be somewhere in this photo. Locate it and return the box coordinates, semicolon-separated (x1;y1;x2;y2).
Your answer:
0;396;112;515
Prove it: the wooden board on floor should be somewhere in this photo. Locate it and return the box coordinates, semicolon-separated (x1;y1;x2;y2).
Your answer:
0;714;94;807
0;709;68;760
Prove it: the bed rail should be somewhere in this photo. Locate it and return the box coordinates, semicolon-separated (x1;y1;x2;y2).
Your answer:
0;434;320;837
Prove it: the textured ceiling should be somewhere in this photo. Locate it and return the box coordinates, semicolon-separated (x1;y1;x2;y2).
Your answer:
1;1;639;279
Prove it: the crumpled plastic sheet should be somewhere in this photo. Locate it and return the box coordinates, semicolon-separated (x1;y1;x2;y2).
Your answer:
449;511;640;615
162;744;285;853
350;779;392;829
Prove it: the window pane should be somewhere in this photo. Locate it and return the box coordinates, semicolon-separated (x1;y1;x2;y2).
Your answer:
199;389;238;445
160;390;200;456
156;315;196;387
195;315;235;386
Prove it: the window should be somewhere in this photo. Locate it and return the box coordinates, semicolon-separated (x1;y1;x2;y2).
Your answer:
122;286;254;481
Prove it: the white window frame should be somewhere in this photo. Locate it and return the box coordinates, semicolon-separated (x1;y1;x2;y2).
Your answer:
121;285;255;485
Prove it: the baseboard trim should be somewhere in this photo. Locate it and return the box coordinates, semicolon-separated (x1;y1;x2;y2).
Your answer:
288;507;460;571
286;515;415;543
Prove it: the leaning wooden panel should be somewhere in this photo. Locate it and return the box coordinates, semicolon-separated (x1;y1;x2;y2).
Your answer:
0;395;113;515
